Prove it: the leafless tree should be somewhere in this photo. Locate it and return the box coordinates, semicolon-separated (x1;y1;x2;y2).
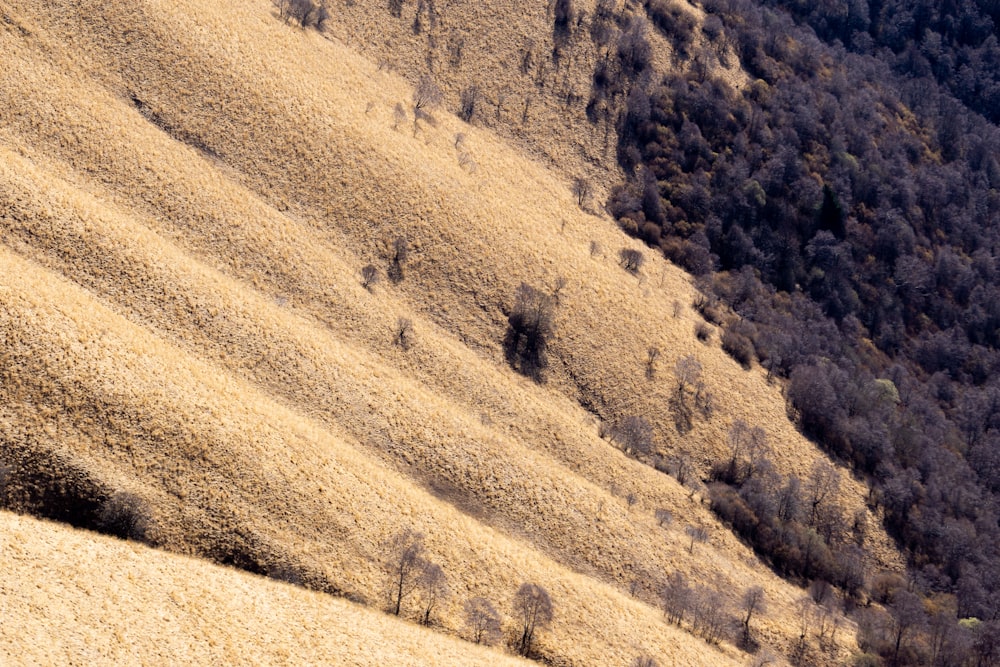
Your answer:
504;283;555;381
888;589;926;664
417;562;449;625
646;346;660;379
655;508;672;527
395;317;414;350
674;354;702;399
388;236;409;282
685;525;708;554
413;75;443;111
361;264;379;290
662;571;690;625
619;247;645;273
805;460;840;526
672;354;702;432
691;585;730;644
464;596;501;645
513;582;554;657
392;102;407;130
612;415;654;456
459;84;480;122
572;177;593;209
589;240;602;257
630;656;659;667
384;529;427;616
741;586;766;647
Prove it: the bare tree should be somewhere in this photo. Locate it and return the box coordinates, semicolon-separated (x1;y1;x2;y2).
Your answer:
646;346;660;379
805;460;840;526
741;586;766;647
361;264;379;290
685;525;708;554
417;562;449;625
464;596;501;645
513;582;554;657
654;508;673;527
619;247;645;273
888;590;926;664
413;75;443;111
572;177;593;209
612;415;654;456
392;102;407;130
630;656;659;667
691;585;730;644
459;84;480;122
504;284;555;381
384;529;427;616
395;317;414;350
662;571;690;625
672;354;702;432
388;236;409;283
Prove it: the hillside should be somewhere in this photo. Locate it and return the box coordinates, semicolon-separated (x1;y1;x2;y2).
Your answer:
0;511;528;666
0;0;906;664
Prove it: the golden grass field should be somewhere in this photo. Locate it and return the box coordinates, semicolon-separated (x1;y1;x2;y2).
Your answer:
0;0;902;664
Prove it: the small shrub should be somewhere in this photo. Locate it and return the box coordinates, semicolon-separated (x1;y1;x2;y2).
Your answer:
98;491;153;543
695;321;712;342
655;508;673;527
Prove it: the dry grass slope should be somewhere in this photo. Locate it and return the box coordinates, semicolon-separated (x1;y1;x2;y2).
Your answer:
0;511;529;666
0;0;901;664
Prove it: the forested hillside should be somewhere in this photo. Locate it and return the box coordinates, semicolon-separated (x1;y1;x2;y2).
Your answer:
605;0;1000;656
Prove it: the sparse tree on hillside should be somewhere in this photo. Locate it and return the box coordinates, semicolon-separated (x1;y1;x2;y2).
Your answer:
413;76;443;111
361;264;379;290
612;415;654;456
691;585;730;644
513;582;554;657
384;529;428;616
662;571;691;625
630;656;659;667
619;247;645;273
741;586;766;647
503;283;555;382
671;354;702;431
417;562;448;625
685;524;708;554
572;177;593;209
464;596;501;645
392;102;407;130
646;346;660;379
388;235;409;283
459;84;480;122
655;508;673;527
395;317;414;350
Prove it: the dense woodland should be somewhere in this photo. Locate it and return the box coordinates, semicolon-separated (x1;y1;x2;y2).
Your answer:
596;0;1000;660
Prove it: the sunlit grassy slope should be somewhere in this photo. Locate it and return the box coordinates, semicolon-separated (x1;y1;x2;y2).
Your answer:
0;0;900;664
0;510;530;666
